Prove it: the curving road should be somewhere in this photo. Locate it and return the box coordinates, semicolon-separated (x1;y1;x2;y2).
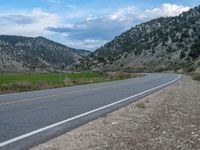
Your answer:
0;73;180;150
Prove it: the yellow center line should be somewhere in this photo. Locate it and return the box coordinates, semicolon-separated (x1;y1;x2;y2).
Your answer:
0;85;116;106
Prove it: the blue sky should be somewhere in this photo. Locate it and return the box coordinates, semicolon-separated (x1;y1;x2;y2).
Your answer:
0;0;199;50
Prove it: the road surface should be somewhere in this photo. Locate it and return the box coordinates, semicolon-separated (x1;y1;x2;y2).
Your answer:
0;73;180;150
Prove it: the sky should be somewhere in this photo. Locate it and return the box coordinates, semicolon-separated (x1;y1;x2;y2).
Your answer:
0;0;199;51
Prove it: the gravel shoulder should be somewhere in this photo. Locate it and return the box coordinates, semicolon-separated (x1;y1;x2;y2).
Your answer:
32;75;200;150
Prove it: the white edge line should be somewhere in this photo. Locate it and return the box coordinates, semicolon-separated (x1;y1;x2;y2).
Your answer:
0;75;181;147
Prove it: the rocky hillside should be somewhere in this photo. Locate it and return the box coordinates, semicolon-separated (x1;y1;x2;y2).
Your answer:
78;5;200;72
0;35;90;72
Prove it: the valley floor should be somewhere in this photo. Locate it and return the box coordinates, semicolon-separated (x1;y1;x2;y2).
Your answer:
33;75;200;150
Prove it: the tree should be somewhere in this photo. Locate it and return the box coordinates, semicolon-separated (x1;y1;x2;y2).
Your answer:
180;51;186;59
189;41;200;59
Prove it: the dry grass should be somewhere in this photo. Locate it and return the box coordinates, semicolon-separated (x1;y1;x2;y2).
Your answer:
0;81;54;94
108;72;143;80
135;102;146;109
63;72;143;86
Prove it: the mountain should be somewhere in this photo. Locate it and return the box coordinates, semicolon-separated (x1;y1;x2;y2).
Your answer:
78;5;200;72
0;35;91;72
73;49;92;57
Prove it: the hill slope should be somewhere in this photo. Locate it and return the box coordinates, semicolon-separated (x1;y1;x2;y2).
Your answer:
78;5;200;72
0;35;90;72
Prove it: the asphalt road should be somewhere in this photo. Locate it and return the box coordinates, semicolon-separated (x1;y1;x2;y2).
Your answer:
0;73;180;150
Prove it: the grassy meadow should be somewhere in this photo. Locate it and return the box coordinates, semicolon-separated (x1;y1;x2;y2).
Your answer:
0;72;142;94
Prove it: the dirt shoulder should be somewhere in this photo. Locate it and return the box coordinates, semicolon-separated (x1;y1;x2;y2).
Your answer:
32;75;200;150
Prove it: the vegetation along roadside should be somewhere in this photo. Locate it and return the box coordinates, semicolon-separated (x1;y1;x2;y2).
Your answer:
0;72;143;94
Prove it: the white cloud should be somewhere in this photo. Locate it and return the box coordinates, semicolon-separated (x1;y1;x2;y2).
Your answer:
63;39;107;50
47;17;129;41
108;3;189;22
67;5;77;9
109;7;136;21
144;3;190;18
0;8;60;37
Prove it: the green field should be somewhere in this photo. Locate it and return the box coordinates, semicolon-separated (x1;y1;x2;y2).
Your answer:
0;72;142;94
0;73;65;85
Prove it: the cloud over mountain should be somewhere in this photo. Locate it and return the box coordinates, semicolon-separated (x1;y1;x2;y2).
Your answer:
46;3;189;50
0;8;60;36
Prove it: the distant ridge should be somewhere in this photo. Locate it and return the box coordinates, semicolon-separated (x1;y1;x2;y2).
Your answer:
0;35;91;72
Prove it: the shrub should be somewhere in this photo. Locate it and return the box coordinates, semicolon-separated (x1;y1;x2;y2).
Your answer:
36;81;52;89
189;42;200;59
9;81;32;90
64;77;74;86
109;72;134;80
136;102;145;109
180;51;186;59
19;81;32;89
185;66;195;72
0;84;9;91
192;73;200;81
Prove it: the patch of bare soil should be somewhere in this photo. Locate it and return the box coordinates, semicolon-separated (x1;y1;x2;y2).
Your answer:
32;75;200;150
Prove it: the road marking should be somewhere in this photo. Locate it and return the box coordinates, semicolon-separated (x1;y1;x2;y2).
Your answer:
0;85;116;106
0;75;181;148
